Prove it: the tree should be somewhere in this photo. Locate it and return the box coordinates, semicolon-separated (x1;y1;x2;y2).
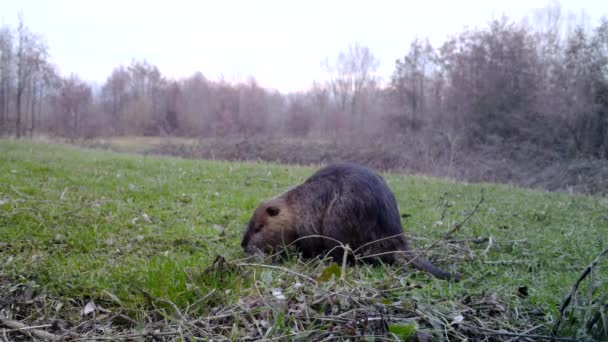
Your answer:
101;66;130;135
391;38;435;130
286;94;312;137
15;15;48;138
437;18;539;143
27;62;56;136
237;78;269;136
209;80;240;136
127;60;166;135
0;26;13;134
324;43;379;131
53;74;92;139
568;18;608;158
164;81;180;134
179;72;211;135
309;81;330;136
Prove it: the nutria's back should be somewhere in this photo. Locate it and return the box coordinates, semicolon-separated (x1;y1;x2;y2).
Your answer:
241;162;459;280
283;163;407;257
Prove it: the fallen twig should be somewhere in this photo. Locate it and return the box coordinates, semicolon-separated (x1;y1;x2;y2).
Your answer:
585;302;608;336
445;237;489;244
442;189;485;241
479;329;578;341
0;316;60;341
405;189;485;266
553;245;608;335
505;324;544;342
73;330;182;341
185;288;217;315
10;185;32;199
4;324;53;333
483;260;529;265
341;244;351;282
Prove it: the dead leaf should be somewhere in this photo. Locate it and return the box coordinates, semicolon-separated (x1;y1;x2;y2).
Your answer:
142;213;152;223
272;288;286;300
82;301;97;316
450;314;464;325
213;224;225;233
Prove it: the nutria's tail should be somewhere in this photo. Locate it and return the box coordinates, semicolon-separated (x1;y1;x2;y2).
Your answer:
394;240;460;280
409;256;461;281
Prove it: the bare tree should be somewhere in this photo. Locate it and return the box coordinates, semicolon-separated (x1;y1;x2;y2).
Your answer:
53;74;92;139
179;72;211;135
391;38;435;130
164;81;180;134
209;80;240;136
323;43;379;132
15;14;48;138
26;62;56;137
127;60;166;135
569;18;608;158
237;78;270;137
286;93;312;137
101;66;130;135
0;26;13;134
309;81;330;136
437;18;539;144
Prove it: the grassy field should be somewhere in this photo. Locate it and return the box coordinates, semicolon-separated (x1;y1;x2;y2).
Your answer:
0;140;606;340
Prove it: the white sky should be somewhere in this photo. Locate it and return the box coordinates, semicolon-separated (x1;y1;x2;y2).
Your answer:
0;0;605;92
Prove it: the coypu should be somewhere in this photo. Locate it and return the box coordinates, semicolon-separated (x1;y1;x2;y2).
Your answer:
241;162;460;280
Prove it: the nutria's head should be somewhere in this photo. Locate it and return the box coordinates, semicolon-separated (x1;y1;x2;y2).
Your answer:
241;198;297;254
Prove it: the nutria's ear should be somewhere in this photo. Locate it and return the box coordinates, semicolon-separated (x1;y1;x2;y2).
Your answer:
266;206;280;217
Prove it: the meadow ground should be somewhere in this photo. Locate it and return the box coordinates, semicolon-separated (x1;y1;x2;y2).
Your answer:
79;135;608;195
0;139;606;340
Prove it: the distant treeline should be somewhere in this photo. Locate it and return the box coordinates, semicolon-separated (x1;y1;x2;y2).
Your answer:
1;5;607;161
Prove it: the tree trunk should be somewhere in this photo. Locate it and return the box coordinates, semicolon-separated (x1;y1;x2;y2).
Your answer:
29;81;37;137
0;86;5;134
36;85;42;135
16;87;22;138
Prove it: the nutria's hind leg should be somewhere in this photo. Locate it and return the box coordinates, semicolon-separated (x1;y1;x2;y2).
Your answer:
356;253;393;266
326;232;403;266
358;234;408;265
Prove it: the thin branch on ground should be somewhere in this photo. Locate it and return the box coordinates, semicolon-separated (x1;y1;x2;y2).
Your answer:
442;189;485;241
585;302;608;335
553;245;608;335
0;316;60;341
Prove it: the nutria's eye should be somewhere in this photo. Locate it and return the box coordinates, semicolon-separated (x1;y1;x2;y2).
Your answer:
266;206;280;217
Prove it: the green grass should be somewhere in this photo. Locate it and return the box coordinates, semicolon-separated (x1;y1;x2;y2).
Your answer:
0;139;607;339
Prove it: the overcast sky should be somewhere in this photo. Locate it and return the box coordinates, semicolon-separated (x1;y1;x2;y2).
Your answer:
0;0;605;92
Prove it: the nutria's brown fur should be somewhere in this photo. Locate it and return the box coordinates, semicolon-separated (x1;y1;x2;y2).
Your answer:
241;162;460;280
